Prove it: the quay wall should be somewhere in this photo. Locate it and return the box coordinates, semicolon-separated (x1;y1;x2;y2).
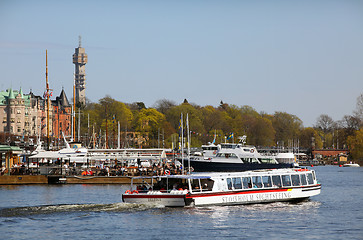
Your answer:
0;175;48;185
65;176;146;184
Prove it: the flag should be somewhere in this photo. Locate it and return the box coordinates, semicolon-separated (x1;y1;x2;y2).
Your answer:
227;133;234;140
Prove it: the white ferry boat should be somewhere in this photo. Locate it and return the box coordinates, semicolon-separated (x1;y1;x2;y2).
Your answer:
122;168;321;207
188;142;297;172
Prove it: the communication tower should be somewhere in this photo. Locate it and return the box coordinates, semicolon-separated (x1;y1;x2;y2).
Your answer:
72;36;88;105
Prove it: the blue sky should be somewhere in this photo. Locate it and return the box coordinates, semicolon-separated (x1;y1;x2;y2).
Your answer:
1;0;362;127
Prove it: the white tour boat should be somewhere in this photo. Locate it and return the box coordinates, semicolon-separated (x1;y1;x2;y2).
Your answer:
122;168;321;207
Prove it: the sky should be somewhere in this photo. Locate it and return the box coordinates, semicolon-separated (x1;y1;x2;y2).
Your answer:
0;0;362;127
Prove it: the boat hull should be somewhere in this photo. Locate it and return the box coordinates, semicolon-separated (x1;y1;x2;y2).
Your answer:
189;185;321;206
189;160;295;172
122;192;187;207
122;185;321;207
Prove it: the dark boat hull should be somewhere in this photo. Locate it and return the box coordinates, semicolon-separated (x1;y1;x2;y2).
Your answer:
189;160;295;172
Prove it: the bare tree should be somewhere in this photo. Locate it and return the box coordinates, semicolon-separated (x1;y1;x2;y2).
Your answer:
315;114;335;134
354;93;363;121
153;99;176;114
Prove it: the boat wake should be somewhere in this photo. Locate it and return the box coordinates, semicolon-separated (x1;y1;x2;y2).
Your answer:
0;202;165;217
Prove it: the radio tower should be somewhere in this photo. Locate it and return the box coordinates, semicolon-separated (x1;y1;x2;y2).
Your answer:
72;36;88;106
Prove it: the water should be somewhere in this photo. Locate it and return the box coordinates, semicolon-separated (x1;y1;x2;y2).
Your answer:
0;166;362;240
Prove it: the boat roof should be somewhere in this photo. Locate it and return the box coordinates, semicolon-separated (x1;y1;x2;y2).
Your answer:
131;168;312;180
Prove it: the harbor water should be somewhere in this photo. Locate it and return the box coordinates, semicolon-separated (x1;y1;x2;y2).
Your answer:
0;166;362;240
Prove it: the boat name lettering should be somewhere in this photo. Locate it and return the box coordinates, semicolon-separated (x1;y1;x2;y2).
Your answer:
222;192;292;203
148;198;161;202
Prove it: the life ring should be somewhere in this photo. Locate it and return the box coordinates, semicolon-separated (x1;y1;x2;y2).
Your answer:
213;150;217;154
131;190;139;194
250;149;254;153
125;190;131;194
164;170;170;175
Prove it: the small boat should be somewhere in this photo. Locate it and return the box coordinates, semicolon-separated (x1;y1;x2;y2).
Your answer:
343;163;360;167
122;168;321;207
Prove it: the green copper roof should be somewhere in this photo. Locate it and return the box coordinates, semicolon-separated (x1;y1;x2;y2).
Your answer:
8;88;15;99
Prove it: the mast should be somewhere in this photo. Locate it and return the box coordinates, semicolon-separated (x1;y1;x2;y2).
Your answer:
117;121;120;149
73;74;76;141
46;50;50;150
181;113;184;174
187;113;190;174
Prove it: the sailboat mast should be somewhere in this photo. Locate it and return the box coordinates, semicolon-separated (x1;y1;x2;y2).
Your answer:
73;74;76;141
46;50;50;150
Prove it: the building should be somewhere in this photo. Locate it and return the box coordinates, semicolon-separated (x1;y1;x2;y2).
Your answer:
72;36;88;106
0;88;42;137
0;88;71;141
51;89;72;139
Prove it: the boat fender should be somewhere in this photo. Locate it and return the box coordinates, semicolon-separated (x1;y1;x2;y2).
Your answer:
125;190;131;194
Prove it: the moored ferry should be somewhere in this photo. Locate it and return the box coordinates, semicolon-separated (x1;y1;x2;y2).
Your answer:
122;168;321;207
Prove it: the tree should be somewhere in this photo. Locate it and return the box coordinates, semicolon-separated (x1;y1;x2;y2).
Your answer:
315;114;336;148
153;99;176;114
134;108;166;147
250;117;275;146
272;112;303;147
299;127;323;149
354;93;363;121
347;128;363;161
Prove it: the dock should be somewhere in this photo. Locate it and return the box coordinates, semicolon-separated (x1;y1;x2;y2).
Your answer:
0;175;150;185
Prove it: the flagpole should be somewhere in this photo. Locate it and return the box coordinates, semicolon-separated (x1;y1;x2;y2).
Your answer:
181;113;184;174
187;113;190;174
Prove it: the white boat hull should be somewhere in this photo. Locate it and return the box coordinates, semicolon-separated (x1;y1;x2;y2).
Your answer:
343;163;360;167
122;185;321;207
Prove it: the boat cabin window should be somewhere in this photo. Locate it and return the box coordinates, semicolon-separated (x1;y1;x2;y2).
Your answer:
242;177;252;189
252;176;263;188
259;158;276;164
281;175;292;187
218;153;237;158
241;158;259;163
232;177;242;189
262;176;272;188
227;178;233;190
291;174;301;186
272;175;282;187
300;174;307;186
307;173;314;185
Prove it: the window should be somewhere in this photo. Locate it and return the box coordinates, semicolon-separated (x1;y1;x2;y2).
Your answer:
262;176;272;188
291;174;301;186
232;177;242;189
252;176;263;188
242;177;252;189
272;175;282;187
17;109;21;114
300;174;307;186
227;178;233;190
281;175;292;187
307;173;314;185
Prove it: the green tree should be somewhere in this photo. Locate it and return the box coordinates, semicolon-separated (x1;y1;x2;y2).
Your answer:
134;108;166;147
272;112;303;147
347;128;363;161
299;127;323;149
